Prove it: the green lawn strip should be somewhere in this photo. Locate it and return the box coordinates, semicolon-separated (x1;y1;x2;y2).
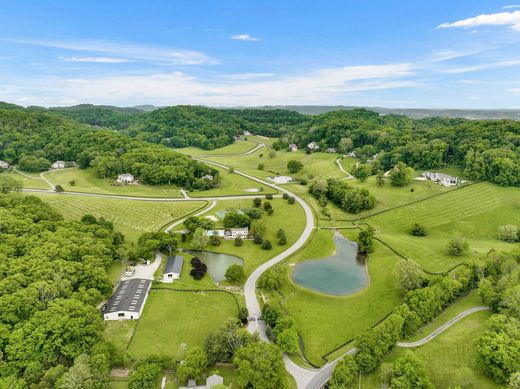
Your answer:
276;229;401;367
176;198;307;276
2;169;50;189
364;182;520;273
338;156;357;172
31;193;206;245
406;290;485;342
359;310;501;389
44;167;183;197
175;139;259;157
103;320;137;355
127;290;239;360
188;166;276;198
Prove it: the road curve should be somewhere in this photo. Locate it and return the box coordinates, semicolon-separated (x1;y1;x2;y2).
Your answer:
164;200;217;233
397;306;490;348
335;157;354;180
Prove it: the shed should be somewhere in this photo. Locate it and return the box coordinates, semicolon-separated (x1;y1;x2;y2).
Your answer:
206;374;224;388
163;255;184;282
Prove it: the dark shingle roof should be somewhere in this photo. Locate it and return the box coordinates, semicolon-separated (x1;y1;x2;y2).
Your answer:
164;255;184;275
105;278;151;314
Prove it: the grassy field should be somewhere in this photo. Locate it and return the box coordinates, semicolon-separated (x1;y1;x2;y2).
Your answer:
45;168;183;197
32;193;207;244
205;149;345;182
103;320;137;355
272;229;402;367
176;139;260;156
188;166;276;198
359;310;501;389
127;290;238;360
2;169;50;189
364;182;520;273
176;198;307;276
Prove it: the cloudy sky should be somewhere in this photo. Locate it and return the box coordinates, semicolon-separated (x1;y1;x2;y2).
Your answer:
1;1;520;108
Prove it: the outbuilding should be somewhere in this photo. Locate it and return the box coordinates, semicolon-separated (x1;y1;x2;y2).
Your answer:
52;160;65;169
0;160;9;169
117;173;134;183
163;255;184;282
103;278;151;320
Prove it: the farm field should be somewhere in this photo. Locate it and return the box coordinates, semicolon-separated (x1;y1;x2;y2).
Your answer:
359;310;500;389
273;229;402;367
176;138;261;156
127;290;239;360
364;182;520;272
45;167;183;197
176;197;307;276
3;169;50;189
188;166;276;197
205;149;345;181
32;193;207;244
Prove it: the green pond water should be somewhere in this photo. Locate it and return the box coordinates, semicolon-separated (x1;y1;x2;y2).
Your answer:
292;233;368;295
185;250;244;282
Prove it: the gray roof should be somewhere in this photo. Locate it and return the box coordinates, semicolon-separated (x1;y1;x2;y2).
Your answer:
105;278;151;314
165;255;184;275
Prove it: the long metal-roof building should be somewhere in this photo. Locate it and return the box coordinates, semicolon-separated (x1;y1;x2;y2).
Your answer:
103;278;151;320
163;255;184;282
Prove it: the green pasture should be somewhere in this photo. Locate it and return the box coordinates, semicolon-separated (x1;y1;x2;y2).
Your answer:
3;169;50;189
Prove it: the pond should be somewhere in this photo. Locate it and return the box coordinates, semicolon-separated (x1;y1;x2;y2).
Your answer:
185;250;244;282
292;232;368;296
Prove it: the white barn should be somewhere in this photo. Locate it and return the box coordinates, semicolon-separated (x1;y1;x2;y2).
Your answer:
307;142;320;151
52;161;65;169
422;172;459;187
117;173;134;183
163;255;184;282
0;160;9;169
103;278;151;320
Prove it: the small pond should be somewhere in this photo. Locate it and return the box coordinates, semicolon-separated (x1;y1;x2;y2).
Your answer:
185;250;244;282
292;232;368;295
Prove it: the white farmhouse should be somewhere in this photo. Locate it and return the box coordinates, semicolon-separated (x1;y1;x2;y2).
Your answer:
202;174;214;181
163;255;184;282
117;173;134;183
307;142;320;151
52;161;65;169
103;278;151;320
243;130;252;136
326;147;337;154
422;172;459;187
289;144;298;152
0;160;9;169
225;227;249;240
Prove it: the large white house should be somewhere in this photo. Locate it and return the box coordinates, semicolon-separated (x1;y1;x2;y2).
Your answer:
163;255;184;282
206;227;249;240
103;278;151;320
422;172;459;187
307;142;320;151
117;173;134;183
51;161;65;169
0;160;9;169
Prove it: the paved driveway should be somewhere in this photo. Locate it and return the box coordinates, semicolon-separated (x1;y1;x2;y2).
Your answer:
121;252;163;281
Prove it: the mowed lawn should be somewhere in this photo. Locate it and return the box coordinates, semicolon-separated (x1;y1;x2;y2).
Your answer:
176;139;260;156
45;167;182;197
276;229;402;367
32;193;207;244
177;198;307;276
364;182;520;272
2;170;50;189
127;290;238;360
205;149;345;181
359;310;500;389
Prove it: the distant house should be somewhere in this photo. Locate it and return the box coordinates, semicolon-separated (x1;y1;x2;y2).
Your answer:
422;171;459;187
163;255;184;282
202;174;214;181
207;228;248;240
243;130;252;136
370;153;379;161
225;227;249;239
206;374;224;389
346;151;356;158
307;142;320;151
0;160;9;169
117;173;134;183
289;144;298;152
51;161;65;169
103;278;151;320
326;147;337;154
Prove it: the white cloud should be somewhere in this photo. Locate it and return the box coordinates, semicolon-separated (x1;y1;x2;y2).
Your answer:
443;59;520;74
468;96;480;100
7;38;217;65
503;5;520;9
222;73;275;80
427;49;484;63
2;63;415;107
437;10;520;31
63;56;132;63
508;87;520;93
229;34;260;42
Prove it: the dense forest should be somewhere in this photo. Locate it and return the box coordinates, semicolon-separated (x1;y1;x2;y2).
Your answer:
273;109;520;186
0;195;121;387
0;108;217;189
49;104;144;130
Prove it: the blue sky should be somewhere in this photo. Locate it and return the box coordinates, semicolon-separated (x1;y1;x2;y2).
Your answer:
1;1;520;108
